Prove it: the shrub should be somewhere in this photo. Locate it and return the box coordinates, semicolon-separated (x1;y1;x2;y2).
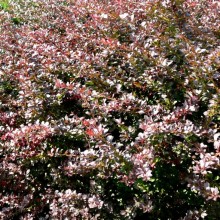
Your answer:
0;0;220;219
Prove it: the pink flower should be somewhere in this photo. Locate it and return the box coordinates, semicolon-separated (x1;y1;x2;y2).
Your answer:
88;196;103;209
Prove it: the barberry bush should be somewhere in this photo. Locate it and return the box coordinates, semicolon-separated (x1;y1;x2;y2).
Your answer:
0;0;220;219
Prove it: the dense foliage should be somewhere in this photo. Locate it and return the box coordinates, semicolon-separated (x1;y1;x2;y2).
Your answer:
0;0;220;219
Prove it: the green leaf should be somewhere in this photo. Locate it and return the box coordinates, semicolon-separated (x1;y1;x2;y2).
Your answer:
11;17;23;25
0;1;9;10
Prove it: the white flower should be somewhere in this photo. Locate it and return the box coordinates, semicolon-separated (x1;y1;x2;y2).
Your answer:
162;59;173;66
201;211;207;219
107;135;114;142
195;48;207;53
141;21;146;27
120;13;129;19
214;133;220;141
116;84;122;92
65;189;72;195
100;13;108;19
